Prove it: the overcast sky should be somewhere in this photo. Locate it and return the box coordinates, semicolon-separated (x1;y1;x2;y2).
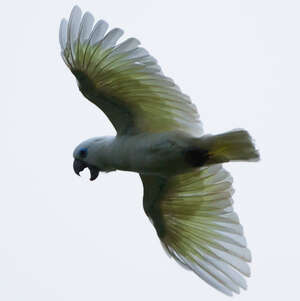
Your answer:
1;0;299;300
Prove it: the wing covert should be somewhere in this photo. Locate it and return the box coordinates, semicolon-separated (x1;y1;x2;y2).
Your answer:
141;165;251;296
60;6;203;136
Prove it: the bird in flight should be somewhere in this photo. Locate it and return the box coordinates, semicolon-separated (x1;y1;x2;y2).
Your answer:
59;6;259;296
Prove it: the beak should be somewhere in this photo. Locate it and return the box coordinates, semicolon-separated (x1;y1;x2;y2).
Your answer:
73;159;100;181
73;159;87;176
88;165;100;181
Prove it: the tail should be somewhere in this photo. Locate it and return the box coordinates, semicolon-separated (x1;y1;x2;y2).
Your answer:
186;129;260;166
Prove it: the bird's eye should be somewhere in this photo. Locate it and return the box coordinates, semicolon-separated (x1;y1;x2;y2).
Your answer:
79;148;88;158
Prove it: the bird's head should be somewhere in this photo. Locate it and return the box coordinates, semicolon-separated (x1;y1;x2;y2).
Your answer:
72;137;114;181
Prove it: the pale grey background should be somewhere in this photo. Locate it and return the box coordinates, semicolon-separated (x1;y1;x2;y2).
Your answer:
1;0;299;300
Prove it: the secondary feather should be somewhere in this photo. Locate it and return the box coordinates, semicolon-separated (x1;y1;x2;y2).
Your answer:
60;6;203;136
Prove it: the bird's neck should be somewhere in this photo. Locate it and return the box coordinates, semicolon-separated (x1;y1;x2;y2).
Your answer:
90;136;118;172
91;135;140;172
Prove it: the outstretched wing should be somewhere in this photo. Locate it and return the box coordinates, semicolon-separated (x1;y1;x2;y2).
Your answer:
60;6;203;136
140;165;251;296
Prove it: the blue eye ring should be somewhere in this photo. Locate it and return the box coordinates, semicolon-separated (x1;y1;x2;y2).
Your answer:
78;147;88;159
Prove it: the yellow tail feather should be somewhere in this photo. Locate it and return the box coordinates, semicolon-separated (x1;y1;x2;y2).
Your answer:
190;129;260;165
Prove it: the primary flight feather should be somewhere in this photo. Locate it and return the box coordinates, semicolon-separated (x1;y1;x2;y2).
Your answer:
60;6;259;296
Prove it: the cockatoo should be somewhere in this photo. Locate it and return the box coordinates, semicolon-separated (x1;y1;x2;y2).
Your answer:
59;6;259;296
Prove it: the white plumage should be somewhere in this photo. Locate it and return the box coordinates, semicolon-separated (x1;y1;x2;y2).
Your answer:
60;6;259;296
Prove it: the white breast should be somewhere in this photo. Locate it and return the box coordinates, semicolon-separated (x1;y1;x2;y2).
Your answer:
100;132;192;175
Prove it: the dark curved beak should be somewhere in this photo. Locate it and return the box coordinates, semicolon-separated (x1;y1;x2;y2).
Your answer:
73;159;100;181
73;159;87;175
88;165;100;181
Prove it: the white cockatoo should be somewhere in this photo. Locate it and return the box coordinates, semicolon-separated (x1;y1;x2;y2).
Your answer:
59;6;259;296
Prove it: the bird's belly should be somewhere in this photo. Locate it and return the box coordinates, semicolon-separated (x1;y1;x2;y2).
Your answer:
110;133;192;176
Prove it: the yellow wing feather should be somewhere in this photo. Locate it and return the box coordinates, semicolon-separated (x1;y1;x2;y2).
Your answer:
60;6;203;135
141;165;251;296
